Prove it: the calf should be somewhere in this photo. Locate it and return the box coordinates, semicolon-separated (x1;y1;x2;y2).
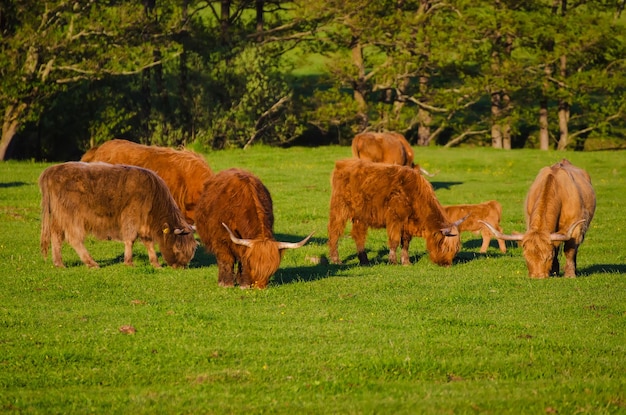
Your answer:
442;200;507;253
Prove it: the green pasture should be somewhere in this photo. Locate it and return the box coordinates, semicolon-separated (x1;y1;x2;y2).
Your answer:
1;146;625;414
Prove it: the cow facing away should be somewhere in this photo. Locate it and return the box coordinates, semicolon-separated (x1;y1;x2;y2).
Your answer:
328;159;465;267
442;200;507;253
195;169;313;289
81;139;213;224
480;159;595;278
39;162;197;268
351;131;435;176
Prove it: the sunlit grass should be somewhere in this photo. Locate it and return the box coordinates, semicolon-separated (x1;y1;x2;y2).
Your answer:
0;147;624;414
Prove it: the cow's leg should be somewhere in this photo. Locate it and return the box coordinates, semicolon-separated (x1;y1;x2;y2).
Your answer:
140;238;161;268
400;233;412;265
563;240;578;278
51;228;66;268
216;255;236;287
386;224;402;265
328;211;347;264
351;220;369;266
550;245;560;276
66;233;98;268
479;229;491;253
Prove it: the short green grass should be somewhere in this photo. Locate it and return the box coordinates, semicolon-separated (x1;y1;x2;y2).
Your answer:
1;147;625;414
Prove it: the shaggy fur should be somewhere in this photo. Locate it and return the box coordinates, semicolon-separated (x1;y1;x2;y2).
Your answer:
442;200;507;253
195;169;310;289
39;162;197;268
328;159;462;267
521;159;595;278
351;132;414;167
81;139;213;224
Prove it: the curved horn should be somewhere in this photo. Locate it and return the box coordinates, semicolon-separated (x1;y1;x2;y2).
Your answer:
277;232;315;250
222;223;254;248
478;220;524;241
550;219;586;241
453;214;470;227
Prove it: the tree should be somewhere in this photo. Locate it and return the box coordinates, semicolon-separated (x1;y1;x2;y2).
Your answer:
0;0;180;160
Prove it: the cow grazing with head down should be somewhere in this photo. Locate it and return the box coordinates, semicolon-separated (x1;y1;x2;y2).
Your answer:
39;162;197;269
442;200;507;253
328;159;465;267
195;169;313;289
81;139;213;224
351;131;434;176
480;159;595;278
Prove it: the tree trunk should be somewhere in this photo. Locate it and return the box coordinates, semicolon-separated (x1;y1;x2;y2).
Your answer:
221;0;231;45
416;75;432;146
539;64;551;150
557;54;569;150
350;35;368;128
491;92;503;148
179;0;192;144
1;104;24;160
255;0;264;42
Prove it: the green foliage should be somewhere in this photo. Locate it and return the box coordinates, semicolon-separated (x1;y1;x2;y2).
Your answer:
1;147;625;413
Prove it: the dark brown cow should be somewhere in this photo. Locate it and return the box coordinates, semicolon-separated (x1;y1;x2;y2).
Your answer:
480;159;595;278
39;162;197;268
442;200;507;253
351;131;434;176
328;159;465;266
81;139;213;224
195;169;313;289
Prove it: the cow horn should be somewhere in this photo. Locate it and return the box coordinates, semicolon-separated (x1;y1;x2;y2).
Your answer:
550;219;586;241
173;228;190;236
478;220;524;241
277;232;315;250
453;214;470;227
222;223;254;247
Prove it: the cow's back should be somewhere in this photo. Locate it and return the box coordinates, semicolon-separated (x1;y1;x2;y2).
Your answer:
81;139;213;223
195;169;274;252
526;160;595;236
351;132;409;166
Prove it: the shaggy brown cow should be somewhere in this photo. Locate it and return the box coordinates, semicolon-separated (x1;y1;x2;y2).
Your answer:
81;139;213;224
195;169;313;289
442;200;507;253
39;162;197;268
480;159;595;278
328;159;466;266
351;131;434;176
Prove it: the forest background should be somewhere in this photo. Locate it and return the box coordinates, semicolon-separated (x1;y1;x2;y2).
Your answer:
1;0;625;161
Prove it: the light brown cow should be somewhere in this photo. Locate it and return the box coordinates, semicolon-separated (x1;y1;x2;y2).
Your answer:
351;131;434;176
39;162;197;268
81;139;213;224
480;159;595;278
328;159;465;267
195;169;313;289
442;200;507;253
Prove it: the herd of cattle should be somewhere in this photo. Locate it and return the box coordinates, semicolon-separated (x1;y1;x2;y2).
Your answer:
38;134;596;287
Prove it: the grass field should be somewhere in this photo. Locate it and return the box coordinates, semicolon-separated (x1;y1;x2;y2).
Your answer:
1;146;625;414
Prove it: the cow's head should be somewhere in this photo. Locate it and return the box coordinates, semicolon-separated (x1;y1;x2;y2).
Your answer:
223;223;313;289
425;216;467;266
160;223;197;268
478;220;584;278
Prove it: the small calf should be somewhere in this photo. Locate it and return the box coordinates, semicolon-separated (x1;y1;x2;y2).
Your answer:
442;200;507;253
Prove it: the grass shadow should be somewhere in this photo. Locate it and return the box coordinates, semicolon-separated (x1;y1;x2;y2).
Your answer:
578;264;626;276
0;181;29;188
273;261;354;286
431;181;464;191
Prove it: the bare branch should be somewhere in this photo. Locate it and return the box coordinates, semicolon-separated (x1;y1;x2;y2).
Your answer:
244;95;291;149
444;129;489;148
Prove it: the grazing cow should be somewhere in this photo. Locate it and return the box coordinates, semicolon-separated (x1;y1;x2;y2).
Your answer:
480;159;595;278
81;139;213;224
351;131;434;176
195;169;313;289
328;159;466;267
39;162;197;269
442;200;507;253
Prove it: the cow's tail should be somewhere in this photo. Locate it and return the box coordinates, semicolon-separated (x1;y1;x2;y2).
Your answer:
80;146;99;162
39;173;51;259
